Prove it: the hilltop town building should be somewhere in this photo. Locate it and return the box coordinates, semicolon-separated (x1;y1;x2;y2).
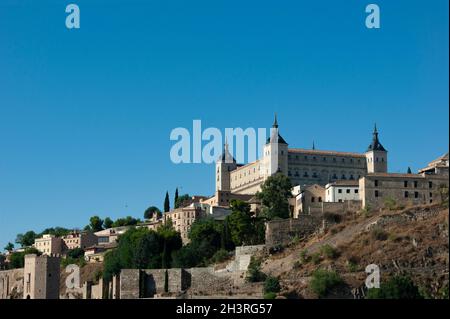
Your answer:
33;234;63;255
62;232;98;250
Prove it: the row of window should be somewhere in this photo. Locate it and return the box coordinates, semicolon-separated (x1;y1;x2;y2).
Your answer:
337;189;359;194
289;171;362;180
288;155;363;164
373;180;433;188
374;190;432;199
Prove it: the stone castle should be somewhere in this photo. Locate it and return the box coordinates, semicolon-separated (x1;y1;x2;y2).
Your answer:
216;115;387;195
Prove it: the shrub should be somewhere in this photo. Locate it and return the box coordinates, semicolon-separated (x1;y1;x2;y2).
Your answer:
384;197;397;210
346;256;359;272
210;249;229;264
324;213;342;224
264;292;277;299
246;256;267;283
320;244;339;259
299;250;310;263
311;252;321;265
366;276;423;299
310;269;343;298
264;276;281;294
371;227;388;241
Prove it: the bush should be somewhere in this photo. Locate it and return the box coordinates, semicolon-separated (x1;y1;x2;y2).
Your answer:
384;197;397;210
320;245;339;260
371;227;388;241
264;292;277;299
264;276;281;294
210;249;230;264
366;276;423;299
311;252;321;265
246;256;267;283
66;248;85;259
361;205;372;218
346;256;359;272
310;269;343;298
299;250;310;263
324;213;342;224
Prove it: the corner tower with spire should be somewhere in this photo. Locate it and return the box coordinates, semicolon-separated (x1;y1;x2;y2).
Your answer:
262;114;289;179
365;124;388;173
215;139;237;191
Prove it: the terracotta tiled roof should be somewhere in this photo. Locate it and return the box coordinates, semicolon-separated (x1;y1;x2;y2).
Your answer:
365;173;425;178
328;180;360;186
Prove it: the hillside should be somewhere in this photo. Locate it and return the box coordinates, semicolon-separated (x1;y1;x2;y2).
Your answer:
260;204;449;299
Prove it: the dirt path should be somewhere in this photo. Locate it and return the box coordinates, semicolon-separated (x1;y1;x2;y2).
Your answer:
262;214;381;276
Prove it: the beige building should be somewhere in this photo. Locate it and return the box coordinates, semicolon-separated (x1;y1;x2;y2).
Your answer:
216;117;387;195
33;234;63;255
62;231;98;251
359;173;448;210
201;190;253;208
163;205;206;244
325;180;360;203
418;152;449;176
292;184;326;217
23;254;60;299
95;226;130;245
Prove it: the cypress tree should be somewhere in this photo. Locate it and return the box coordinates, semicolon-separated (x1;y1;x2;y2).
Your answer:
164;191;170;212
407;167;412;174
174;188;179;209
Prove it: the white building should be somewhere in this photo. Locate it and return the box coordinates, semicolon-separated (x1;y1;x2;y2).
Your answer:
325;180;360;202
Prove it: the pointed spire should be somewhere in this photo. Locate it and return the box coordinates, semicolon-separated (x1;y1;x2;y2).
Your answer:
224;136;229;152
367;123;386;152
272;113;278;128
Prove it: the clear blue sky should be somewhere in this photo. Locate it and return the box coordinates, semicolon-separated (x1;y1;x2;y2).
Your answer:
0;0;448;250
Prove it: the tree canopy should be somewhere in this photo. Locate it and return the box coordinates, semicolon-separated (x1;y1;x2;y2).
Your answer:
164;191;170;212
144;206;162;220
256;173;292;220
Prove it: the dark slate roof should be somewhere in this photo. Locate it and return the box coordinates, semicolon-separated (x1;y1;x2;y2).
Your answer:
367;124;387;152
266;133;288;145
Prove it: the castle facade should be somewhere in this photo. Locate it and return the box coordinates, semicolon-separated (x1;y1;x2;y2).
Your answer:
216;115;388;194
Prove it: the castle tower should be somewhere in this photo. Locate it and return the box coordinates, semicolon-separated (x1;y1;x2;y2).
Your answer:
365;124;388;173
23;254;60;299
262;114;288;179
215;140;237;191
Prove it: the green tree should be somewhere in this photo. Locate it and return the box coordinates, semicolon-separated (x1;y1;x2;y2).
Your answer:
112;216;139;227
104;217;114;229
67;248;85;259
89;216;104;232
174;188;179;208
4;242;14;252
226;200;265;246
175;194;190;208
133;231;162;269
189;218;222;249
164;191;170;212
157;219;182;268
39;227;71;237
8;247;41;269
264;276;281;294
256;173;292;220
310;269;343;298
15;231;37;247
144;206;161;220
366;276;423;299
